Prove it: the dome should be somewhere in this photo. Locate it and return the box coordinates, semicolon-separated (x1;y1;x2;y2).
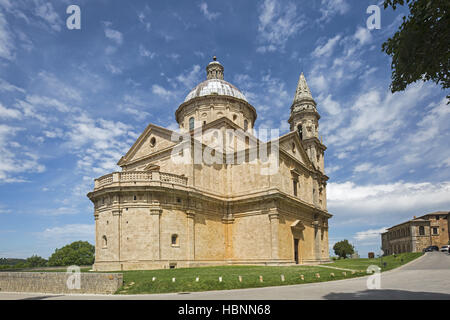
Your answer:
184;78;247;103
183;56;247;103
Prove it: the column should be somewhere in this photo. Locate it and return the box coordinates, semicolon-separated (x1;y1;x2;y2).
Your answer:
112;209;122;263
269;209;280;260
149;201;162;260
186;210;196;261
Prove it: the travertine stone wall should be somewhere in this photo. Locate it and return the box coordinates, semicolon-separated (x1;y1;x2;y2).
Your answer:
0;272;122;294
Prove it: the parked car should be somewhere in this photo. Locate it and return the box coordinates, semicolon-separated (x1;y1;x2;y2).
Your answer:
423;246;439;252
440;245;449;253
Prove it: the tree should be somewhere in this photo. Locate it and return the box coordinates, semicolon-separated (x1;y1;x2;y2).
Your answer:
333;240;355;259
48;241;95;266
25;255;47;268
382;0;449;100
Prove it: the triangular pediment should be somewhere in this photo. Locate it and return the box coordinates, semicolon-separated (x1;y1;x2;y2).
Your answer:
118;124;178;166
278;131;314;170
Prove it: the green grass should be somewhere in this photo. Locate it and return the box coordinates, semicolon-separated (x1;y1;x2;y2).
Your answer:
328;252;423;272
116;265;366;294
115;252;422;294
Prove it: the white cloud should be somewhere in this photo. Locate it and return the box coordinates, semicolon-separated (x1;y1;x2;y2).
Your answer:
257;0;305;53
103;23;123;45
354;26;372;46
36;224;95;244
354;227;388;241
139;44;156;58
0;103;22;119
0;78;24;93
312;35;341;58
152;84;176;100
33;0;62;32
319;0;349;22
176;64;201;89
0;124;45;183
25;95;71;113
105;63;123;75
328;181;450;226
199;2;221;21
64;113;136;177
0;11;15;60
327;82;432;147
137;12;151;31
37;72;82;102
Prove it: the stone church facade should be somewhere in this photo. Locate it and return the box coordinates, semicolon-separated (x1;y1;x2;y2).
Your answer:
87;57;331;271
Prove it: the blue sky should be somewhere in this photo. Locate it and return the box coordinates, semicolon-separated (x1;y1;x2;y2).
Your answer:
0;0;449;259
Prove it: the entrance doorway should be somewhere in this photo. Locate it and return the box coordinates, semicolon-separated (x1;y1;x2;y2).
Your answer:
294;238;299;264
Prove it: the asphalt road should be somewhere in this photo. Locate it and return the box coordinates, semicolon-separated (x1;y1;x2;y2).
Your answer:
1;252;450;300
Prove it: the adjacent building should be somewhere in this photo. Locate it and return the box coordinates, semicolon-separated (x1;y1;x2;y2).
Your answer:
87;57;332;271
381;211;450;255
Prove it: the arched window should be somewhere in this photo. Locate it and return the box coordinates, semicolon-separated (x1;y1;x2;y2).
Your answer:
189;117;195;131
297;124;303;140
102;235;107;248
244;119;248;131
150;137;156;147
419;226;425;236
171;234;179;246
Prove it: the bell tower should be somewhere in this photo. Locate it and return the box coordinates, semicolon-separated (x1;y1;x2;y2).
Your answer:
288;73;326;172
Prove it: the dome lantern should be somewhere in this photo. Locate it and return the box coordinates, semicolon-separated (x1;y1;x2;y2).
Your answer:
206;56;224;80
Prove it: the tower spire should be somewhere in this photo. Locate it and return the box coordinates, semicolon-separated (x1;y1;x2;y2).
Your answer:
293;72;314;105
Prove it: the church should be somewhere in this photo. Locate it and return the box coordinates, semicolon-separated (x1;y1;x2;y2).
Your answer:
87;57;332;271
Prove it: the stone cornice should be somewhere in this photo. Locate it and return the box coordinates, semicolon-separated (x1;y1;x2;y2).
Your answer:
175;95;257;124
87;183;331;219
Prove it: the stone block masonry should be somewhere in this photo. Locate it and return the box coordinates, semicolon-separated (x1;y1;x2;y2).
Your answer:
0;272;123;294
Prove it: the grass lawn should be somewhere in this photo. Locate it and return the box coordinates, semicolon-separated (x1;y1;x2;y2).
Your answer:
115;252;422;294
328;252;423;272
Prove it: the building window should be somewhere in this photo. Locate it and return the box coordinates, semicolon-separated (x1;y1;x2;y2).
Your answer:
171;234;179;246
432;227;438;235
419;226;425;236
233;114;237;121
150;137;156;147
297;124;303;140
293;180;298;196
189;117;195;131
133;195;137;201
436;215;440;220
102;235;107;248
244;119;248;131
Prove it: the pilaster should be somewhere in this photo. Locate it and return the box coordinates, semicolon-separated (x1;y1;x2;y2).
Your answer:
269;208;280;260
149;201;162;260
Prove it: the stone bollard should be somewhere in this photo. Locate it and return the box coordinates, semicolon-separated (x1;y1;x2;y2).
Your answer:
172;277;176;282
300;274;304;280
315;273;320;279
219;276;222;282
281;274;285;282
330;273;335;277
259;275;263;283
238;276;242;282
